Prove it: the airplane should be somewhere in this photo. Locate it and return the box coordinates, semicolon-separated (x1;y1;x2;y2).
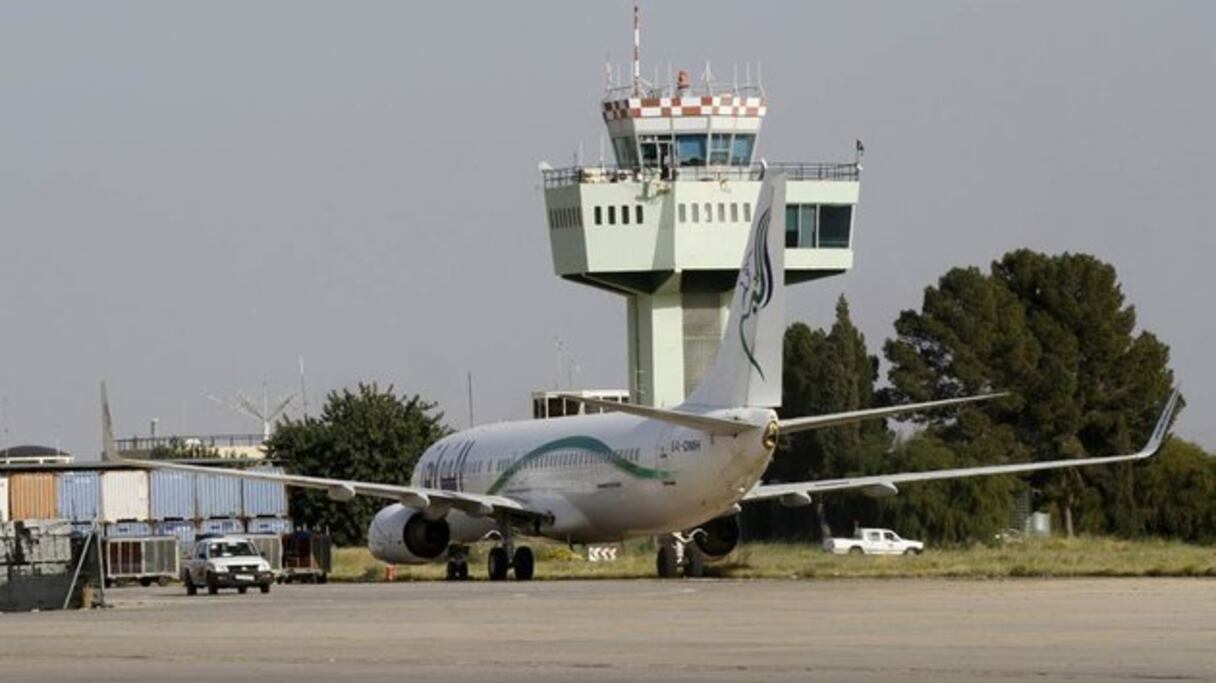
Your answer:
104;174;1181;580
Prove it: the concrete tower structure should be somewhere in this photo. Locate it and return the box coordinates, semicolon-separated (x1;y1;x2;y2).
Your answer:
540;13;861;408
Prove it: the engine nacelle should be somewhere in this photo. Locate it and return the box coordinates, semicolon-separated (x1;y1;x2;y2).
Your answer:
367;504;450;564
693;514;741;558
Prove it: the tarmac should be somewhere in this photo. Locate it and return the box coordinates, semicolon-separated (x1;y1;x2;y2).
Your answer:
0;578;1212;682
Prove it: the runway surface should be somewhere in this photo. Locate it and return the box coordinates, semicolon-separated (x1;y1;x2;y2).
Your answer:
0;578;1212;682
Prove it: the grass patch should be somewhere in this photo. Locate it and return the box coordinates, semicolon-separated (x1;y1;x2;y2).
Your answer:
330;536;1216;582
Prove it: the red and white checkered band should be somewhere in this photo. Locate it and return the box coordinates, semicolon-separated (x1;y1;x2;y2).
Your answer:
601;95;767;121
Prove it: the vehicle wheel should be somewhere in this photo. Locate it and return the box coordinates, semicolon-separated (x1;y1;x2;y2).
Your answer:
184;575;197;596
158;577;171;587
656;545;678;578
139;577;153;587
260;583;271;594
849;546;864;555
904;548;923;556
317;573;328;585
513;546;535;581
237;586;248;595
487;547;510;581
275;577;284;585
683;545;705;578
207;577;219;595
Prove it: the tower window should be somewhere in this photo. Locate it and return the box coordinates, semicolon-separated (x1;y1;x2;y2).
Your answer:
621;204;630;225
730;134;755;166
743;203;752;222
710;134;731;165
594;206;602;225
717;203;725;223
635;205;643;224
675;134;707;167
704;203;713;223
608;205;616;225
731;203;739;222
691;203;700;223
678;203;686;223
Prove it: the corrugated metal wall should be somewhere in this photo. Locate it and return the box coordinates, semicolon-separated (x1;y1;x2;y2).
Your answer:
57;471;100;521
198;518;244;536
149;470;195;520
246;517;292;535
9;473;57;519
101;471;150;523
195;474;241;519
242;467;288;518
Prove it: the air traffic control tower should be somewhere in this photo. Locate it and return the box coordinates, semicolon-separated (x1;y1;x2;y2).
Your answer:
540;27;861;408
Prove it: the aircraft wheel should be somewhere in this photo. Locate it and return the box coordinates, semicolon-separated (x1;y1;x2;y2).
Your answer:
656;545;679;579
237;586;248;595
513;546;535;581
446;561;459;581
488;547;510;581
456;562;469;580
683;545;705;578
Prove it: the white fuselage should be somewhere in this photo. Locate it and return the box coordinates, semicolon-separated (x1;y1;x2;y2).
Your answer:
402;408;776;544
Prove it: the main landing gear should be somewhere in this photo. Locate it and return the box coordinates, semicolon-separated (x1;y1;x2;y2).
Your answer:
488;545;533;581
656;533;705;579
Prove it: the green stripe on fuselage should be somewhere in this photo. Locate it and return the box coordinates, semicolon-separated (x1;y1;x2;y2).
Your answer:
486;435;672;495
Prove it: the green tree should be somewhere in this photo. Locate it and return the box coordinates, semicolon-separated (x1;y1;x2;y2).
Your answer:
884;250;1177;537
148;437;222;460
266;383;449;546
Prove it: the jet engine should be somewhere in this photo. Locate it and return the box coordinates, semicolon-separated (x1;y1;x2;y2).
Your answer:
367;504;450;564
693;514;741;558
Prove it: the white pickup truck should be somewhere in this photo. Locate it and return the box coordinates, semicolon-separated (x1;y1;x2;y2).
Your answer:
823;528;925;555
182;536;275;595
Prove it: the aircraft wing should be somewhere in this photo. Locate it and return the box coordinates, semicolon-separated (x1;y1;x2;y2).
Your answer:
118;457;543;520
744;389;1180;503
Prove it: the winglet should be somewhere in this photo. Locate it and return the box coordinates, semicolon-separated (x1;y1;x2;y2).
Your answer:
1141;387;1181;457
100;381;119;462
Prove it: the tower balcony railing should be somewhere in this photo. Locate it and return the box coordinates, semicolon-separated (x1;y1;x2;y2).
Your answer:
602;82;766;102
542;162;860;189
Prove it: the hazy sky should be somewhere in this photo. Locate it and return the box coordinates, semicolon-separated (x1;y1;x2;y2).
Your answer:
1;2;1212;458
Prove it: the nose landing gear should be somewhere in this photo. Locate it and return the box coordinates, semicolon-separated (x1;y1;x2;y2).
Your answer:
655;533;705;578
444;544;470;581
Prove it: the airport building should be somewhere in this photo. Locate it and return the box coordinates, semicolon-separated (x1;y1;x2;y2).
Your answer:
540;46;861;407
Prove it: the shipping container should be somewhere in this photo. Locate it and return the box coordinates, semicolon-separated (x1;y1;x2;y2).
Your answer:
100;470;150;522
149;470;195;520
246;534;283;573
0;476;8;522
155;520;196;555
8;472;58;520
241;467;288;518
195;473;241;518
103;537;179;585
197;518;243;536
57;471;101;521
245;517;292;535
105;521;152;537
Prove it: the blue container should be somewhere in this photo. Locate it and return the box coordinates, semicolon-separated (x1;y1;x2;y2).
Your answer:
195;473;242;519
105;521;152;537
241;467;288;518
149;470;195;520
245;517;292;535
57;471;101;521
198;518;243;536
155;519;197;553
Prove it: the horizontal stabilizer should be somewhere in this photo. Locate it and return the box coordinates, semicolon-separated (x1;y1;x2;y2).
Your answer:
555;394;757;436
778;392;1008;435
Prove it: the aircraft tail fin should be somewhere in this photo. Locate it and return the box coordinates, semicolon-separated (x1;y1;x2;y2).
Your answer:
682;173;786;409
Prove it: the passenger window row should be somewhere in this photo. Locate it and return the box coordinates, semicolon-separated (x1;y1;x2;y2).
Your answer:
677;201;752;225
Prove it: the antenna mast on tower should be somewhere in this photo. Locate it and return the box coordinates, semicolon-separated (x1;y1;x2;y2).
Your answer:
632;4;642;96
